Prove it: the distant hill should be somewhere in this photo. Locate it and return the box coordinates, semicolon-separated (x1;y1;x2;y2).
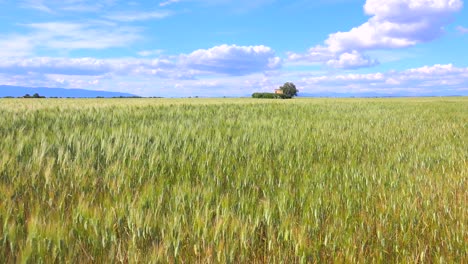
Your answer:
0;85;139;98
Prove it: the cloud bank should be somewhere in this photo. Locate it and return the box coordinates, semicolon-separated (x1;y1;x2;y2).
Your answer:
0;44;281;78
297;64;468;95
2;59;467;96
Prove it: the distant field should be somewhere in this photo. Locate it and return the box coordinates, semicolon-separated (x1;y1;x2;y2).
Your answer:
0;97;466;263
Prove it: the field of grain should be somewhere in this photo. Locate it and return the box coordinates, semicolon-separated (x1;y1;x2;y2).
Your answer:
0;98;466;263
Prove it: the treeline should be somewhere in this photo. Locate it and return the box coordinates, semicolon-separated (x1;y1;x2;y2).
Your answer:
251;93;291;99
2;94;146;99
21;93;45;98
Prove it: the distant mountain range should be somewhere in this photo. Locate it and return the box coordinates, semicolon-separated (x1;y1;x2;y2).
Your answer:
0;85;139;98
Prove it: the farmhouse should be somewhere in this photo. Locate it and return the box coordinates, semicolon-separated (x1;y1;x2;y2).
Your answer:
274;89;283;94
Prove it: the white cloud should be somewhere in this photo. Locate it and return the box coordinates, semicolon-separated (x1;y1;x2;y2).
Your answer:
290;0;463;69
327;0;463;53
0;57;114;76
326;51;379;69
0;36;34;57
138;49;165;57
287;46;334;65
0;57;178;77
0;22;141;54
20;0;116;13
181;44;282;75
457;26;468;34
159;0;273;11
404;63;465;75
160;0;181;7
21;0;274;13
0;23;143;60
104;11;173;22
21;0;52;12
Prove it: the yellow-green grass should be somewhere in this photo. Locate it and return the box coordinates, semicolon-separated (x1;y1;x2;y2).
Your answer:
0;97;466;263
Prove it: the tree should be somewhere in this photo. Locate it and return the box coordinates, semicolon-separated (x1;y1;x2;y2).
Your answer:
279;82;298;97
23;93;45;98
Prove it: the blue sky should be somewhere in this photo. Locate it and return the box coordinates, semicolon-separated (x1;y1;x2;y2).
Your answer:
0;0;467;96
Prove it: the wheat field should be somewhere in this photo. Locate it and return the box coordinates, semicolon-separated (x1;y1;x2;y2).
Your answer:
0;97;466;263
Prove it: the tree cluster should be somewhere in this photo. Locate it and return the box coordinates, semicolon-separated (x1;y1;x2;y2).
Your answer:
251;82;299;99
252;93;290;99
23;93;45;98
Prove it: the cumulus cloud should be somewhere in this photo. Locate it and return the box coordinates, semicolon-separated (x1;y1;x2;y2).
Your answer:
290;0;463;69
287;46;334;65
326;0;463;53
181;44;282;75
326;51;379;69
